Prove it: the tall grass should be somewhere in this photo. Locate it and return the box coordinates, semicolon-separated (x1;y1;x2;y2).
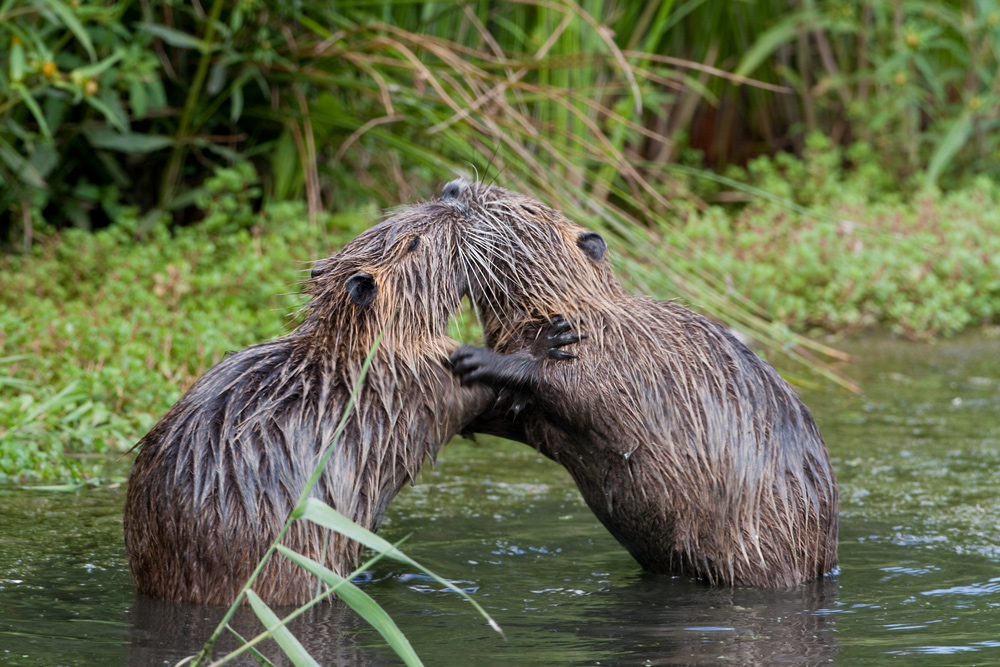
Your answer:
1;0;857;389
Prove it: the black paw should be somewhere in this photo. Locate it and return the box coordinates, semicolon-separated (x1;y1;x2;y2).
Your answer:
449;345;490;385
536;315;583;360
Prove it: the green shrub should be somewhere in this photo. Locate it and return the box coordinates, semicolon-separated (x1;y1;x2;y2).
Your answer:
662;141;1000;339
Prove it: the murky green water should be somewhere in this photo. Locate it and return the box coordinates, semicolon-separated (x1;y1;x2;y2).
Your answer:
2;335;1000;665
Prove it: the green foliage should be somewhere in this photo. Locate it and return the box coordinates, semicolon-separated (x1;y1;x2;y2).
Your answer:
0;171;373;481
731;0;1000;187
663;139;1000;339
0;0;700;237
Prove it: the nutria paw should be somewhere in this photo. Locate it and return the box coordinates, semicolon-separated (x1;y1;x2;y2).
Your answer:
535;315;583;360
449;346;525;387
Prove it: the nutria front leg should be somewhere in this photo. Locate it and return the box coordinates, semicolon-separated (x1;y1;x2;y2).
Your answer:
450;316;581;391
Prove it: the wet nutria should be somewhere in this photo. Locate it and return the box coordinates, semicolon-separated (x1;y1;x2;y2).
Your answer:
123;203;571;606
442;179;839;588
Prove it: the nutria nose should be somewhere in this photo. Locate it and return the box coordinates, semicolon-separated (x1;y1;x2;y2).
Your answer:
442;180;466;200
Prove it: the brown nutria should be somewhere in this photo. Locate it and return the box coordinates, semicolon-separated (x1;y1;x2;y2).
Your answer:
441;179;839;588
123;203;573;606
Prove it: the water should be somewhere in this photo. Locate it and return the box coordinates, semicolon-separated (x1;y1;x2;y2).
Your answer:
2;334;1000;665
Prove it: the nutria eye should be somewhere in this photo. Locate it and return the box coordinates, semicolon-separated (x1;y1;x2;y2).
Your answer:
406;237;420;253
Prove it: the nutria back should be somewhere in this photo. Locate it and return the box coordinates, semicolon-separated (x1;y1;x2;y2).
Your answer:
123;203;494;605
442;179;838;587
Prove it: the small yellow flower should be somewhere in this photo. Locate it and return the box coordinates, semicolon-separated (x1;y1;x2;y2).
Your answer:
905;31;919;47
84;79;98;95
969;96;982;110
41;61;57;77
894;72;908;86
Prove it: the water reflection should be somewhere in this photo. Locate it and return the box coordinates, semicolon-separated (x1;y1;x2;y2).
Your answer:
555;574;839;666
127;594;373;666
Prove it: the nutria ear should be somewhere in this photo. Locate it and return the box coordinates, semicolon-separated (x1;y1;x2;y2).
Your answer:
577;232;606;262
345;272;378;308
442;179;465;200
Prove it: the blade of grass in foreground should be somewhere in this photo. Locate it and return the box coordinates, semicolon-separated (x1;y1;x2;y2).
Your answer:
277;545;424;667
244;590;320;667
294;497;503;636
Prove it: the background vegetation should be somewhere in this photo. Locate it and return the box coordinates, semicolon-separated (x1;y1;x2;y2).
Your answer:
2;0;1000;481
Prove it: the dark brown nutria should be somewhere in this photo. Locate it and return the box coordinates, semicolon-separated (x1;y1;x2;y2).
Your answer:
122;201;577;606
441;179;839;588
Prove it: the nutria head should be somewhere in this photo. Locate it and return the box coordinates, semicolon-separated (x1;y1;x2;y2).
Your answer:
302;204;473;362
438;179;625;343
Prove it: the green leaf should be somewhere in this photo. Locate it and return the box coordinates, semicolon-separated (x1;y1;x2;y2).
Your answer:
735;15;806;78
296;498;502;635
9;40;24;82
85;128;173;153
297;14;333;39
224;626;277;666
192;138;242;162
11;84;52;142
925;112;972;187
230;84;244;123
244;590;320;667
83;95;127;132
0;136;46;188
136;21;208;52
38;0;96;61
206;61;226;95
129;79;148;119
276;546;424;667
71;51;124;81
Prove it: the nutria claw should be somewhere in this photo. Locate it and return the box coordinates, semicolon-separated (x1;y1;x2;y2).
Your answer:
537;315;583;360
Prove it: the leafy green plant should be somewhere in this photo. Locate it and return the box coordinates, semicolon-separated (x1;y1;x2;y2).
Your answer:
660;139;1000;340
733;0;1000;187
0;168;374;480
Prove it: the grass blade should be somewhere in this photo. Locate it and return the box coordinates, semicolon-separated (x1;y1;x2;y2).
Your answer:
925;112;972;187
244;590;320;667
276;545;424;667
296;498;502;635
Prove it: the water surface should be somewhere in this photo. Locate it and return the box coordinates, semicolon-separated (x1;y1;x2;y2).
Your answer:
2;334;999;665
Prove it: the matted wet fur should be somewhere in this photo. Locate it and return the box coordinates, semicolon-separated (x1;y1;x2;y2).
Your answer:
123;206;502;606
442;179;839;588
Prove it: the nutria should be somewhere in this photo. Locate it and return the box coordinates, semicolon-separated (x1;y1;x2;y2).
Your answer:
123;203;572;606
442;179;839;588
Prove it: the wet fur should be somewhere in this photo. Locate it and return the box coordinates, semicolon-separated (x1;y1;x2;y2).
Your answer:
123;205;494;605
444;180;838;588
